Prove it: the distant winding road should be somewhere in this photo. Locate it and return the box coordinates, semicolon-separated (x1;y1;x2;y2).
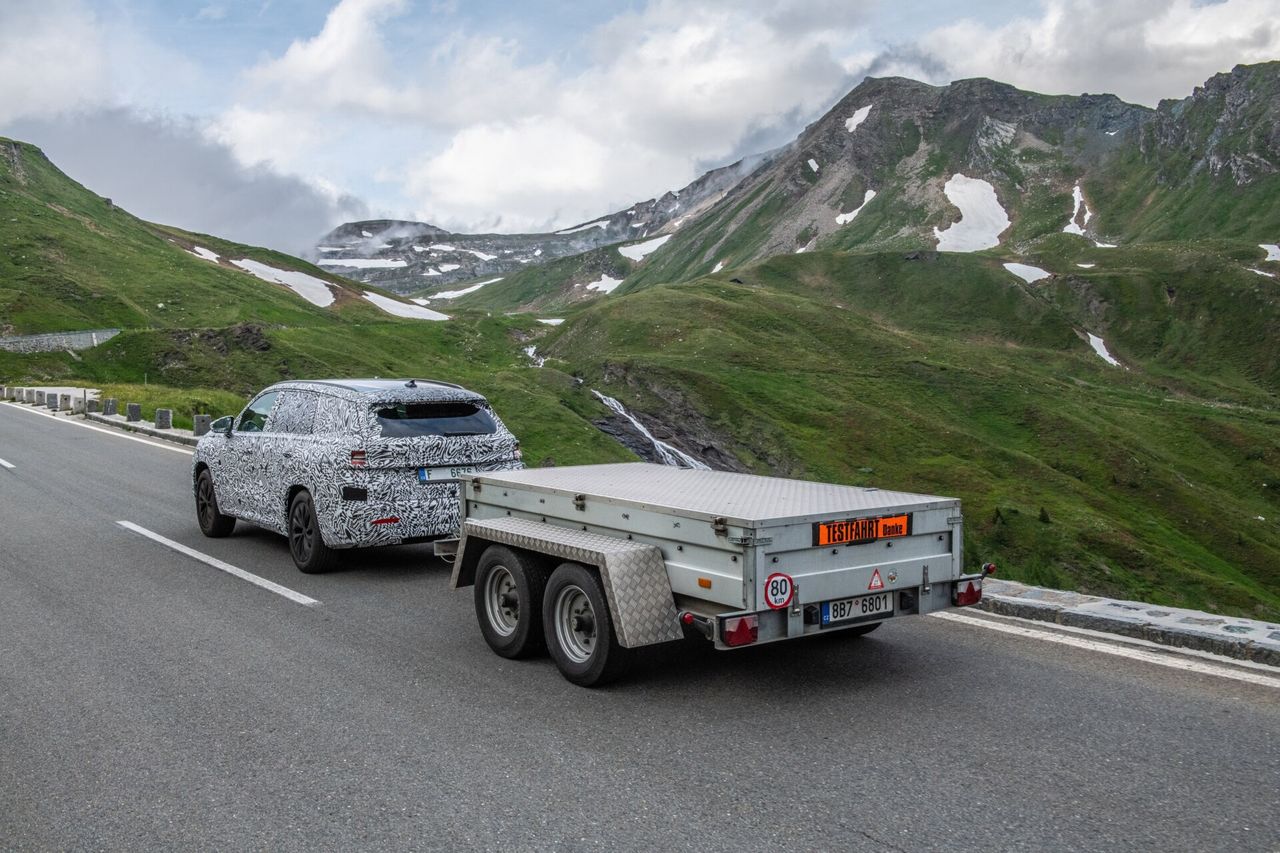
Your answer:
1;401;1277;851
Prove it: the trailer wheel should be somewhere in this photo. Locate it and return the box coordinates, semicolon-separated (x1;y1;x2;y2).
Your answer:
474;545;548;659
543;562;631;687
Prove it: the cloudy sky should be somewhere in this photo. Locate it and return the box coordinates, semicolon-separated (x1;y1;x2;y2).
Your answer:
2;0;1277;252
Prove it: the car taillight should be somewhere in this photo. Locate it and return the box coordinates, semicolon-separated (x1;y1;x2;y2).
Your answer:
350;449;366;467
722;615;758;647
954;580;983;607
371;516;399;526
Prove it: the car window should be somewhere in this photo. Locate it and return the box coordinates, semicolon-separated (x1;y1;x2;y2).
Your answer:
237;391;278;433
374;400;498;438
269;390;317;435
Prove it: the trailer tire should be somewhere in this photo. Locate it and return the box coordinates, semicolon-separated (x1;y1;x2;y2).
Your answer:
474;545;548;659
543;562;631;687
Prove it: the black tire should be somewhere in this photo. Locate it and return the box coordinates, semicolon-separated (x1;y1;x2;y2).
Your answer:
542;562;631;687
288;490;339;574
195;469;235;538
474;545;549;659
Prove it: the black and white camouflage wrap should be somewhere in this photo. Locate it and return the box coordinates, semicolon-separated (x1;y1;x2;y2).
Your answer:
193;379;523;549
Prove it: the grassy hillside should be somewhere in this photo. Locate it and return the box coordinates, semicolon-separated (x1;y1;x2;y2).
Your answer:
545;250;1280;619
440;245;637;313
0;137;635;467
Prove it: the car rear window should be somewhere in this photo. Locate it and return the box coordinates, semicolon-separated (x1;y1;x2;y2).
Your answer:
374;401;498;437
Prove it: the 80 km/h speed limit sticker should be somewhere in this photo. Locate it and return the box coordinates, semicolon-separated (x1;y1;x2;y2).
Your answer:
764;572;794;609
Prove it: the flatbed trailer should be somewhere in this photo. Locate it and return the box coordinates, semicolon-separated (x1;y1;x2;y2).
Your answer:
447;463;992;685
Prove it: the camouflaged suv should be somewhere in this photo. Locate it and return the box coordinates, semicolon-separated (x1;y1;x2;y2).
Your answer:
193;378;523;572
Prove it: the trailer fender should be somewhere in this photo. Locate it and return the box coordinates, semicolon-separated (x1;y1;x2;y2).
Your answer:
452;517;683;647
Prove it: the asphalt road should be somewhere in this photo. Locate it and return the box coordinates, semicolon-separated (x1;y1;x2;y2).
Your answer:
1;401;1277;852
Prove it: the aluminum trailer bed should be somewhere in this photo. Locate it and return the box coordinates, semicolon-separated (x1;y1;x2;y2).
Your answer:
448;463;991;685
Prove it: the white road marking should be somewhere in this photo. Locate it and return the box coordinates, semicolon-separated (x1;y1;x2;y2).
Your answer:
932;610;1279;688
2;401;194;455
0;457;14;469
116;521;320;608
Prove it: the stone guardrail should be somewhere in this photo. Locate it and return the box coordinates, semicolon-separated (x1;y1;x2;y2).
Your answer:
0;328;121;354
1;385;211;444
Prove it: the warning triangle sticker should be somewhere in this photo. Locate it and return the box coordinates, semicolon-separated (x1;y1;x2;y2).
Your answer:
868;569;884;591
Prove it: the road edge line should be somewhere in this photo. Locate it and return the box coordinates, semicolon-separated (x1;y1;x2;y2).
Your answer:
2;401;193;455
932;611;1279;688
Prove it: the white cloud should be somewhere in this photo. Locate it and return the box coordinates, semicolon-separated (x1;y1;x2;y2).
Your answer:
317;0;871;231
0;1;109;124
917;0;1280;106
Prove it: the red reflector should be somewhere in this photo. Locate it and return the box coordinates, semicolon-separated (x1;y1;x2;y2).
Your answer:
954;580;982;607
722;615;758;647
680;612;695;625
371;516;400;526
983;562;998;576
350;449;367;467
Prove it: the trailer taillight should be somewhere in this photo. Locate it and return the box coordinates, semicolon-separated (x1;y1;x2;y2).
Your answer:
954;580;982;607
722;615;758;647
350;449;367;467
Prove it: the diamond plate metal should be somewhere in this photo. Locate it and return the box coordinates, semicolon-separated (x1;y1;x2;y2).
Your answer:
454;517;683;648
470;463;956;525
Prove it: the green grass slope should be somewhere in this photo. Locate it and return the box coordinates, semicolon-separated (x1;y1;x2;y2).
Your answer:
545;250;1280;619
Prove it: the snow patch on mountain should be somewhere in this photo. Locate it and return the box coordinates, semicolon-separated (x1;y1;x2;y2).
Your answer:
1077;263;1096;269
422;268;441;276
189;246;219;263
362;291;448;320
317;258;408;269
619;235;672;261
835;189;877;226
712;261;725;273
845;104;872;133
437;263;461;272
428;243;458;252
1063;185;1094;236
556;219;609;235
232;259;334;308
430;278;503;299
1261;244;1280;261
583;274;624;293
1003;263;1051;283
1086;333;1122;367
933;174;1010;252
807;158;820;172
537;318;564;326
1248;267;1275;278
1095;240;1117;248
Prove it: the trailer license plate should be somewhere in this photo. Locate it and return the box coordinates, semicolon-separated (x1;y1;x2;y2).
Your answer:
418;465;476;482
821;593;893;626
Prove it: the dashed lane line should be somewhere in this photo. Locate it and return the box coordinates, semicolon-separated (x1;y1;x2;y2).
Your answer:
117;520;320;608
0;458;14;469
932;610;1279;689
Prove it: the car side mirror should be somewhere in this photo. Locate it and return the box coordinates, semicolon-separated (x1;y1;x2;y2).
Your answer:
210;415;234;436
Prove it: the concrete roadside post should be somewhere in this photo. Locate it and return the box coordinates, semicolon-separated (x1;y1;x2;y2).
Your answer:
35;391;45;407
155;408;172;430
104;398;118;416
126;403;141;422
47;393;58;411
26;389;36;404
59;393;71;412
87;398;101;413
193;414;212;437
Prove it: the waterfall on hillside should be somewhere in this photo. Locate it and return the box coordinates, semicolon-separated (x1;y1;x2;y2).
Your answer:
592;391;709;470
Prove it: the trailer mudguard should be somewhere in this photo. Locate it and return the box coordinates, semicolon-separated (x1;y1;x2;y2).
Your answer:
452;517;684;648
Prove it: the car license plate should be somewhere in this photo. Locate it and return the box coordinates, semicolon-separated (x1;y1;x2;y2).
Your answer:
821;592;893;626
418;465;476;482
